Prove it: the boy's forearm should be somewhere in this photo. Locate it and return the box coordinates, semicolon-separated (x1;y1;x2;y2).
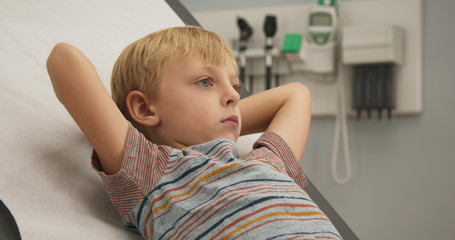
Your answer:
239;83;311;159
239;83;310;134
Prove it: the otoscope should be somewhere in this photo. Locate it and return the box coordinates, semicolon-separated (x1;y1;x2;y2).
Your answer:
263;15;277;90
237;17;253;85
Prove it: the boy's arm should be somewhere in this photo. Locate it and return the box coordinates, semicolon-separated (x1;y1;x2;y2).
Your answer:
47;42;128;175
239;83;311;160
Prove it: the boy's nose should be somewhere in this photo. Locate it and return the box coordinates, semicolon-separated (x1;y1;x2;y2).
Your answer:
221;84;240;107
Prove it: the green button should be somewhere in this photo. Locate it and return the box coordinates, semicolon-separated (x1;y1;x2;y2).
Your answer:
282;33;302;53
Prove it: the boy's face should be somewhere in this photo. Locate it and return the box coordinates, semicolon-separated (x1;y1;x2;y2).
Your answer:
152;54;241;148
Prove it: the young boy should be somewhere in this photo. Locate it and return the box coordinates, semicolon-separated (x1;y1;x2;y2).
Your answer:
47;26;341;239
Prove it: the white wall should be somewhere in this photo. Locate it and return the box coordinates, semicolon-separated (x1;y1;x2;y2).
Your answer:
182;0;455;239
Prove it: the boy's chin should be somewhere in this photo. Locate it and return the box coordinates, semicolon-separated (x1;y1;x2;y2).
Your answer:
220;132;240;142
206;134;239;144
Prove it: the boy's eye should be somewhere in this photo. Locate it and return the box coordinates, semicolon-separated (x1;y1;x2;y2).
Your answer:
197;78;211;87
233;83;240;93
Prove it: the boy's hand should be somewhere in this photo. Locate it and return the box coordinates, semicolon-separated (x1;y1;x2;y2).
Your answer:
47;43;128;174
239;83;311;160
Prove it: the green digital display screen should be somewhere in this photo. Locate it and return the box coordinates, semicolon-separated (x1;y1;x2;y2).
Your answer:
311;13;332;26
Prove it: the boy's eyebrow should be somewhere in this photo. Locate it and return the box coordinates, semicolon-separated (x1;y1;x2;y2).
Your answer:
230;71;239;80
230;72;240;83
195;62;239;83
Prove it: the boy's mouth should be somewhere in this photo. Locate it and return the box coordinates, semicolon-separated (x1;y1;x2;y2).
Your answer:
222;115;239;127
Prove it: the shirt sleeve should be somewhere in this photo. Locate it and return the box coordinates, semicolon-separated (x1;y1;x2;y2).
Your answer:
91;122;172;223
248;132;308;189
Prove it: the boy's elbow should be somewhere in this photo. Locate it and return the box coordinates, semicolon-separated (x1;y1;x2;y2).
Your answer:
47;42;71;69
287;82;311;100
50;42;73;53
47;42;74;102
47;43;64;74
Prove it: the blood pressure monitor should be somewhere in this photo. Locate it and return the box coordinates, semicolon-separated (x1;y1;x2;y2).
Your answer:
308;6;338;46
301;2;338;74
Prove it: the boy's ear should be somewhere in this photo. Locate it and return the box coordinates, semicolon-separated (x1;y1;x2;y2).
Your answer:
126;90;160;127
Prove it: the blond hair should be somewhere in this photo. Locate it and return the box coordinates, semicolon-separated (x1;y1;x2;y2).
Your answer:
111;26;235;122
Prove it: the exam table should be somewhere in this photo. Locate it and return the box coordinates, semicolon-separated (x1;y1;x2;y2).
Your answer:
0;0;356;239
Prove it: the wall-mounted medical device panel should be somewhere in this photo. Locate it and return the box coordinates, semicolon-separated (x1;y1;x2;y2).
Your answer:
342;24;405;119
194;0;422;116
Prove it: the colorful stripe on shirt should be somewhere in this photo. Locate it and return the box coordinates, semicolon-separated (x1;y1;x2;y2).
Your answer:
92;123;340;239
131;139;340;239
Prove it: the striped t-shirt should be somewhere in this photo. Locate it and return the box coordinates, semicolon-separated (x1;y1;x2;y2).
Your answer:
92;123;341;240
